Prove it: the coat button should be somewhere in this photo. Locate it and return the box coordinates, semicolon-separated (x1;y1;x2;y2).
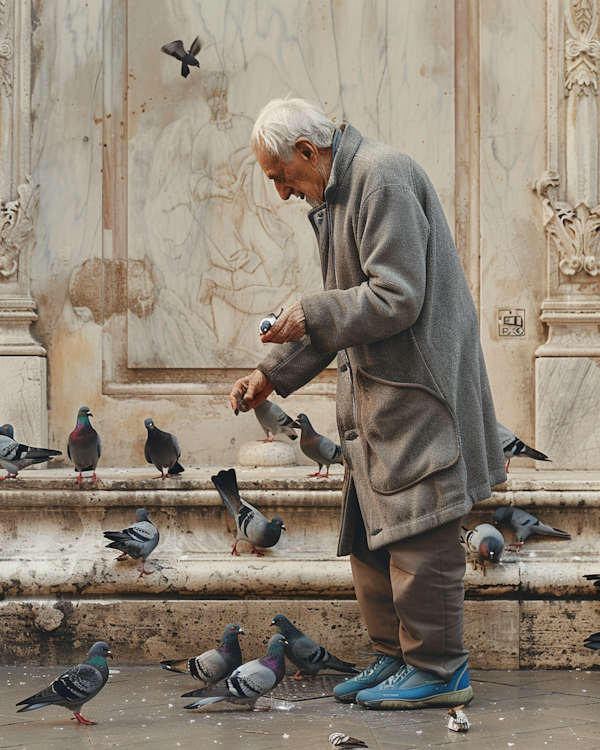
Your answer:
340;364;347;372
345;430;358;441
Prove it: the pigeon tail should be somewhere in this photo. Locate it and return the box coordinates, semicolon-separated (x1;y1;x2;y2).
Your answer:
212;468;241;518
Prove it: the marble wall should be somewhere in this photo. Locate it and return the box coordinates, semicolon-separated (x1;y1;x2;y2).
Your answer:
0;0;584;469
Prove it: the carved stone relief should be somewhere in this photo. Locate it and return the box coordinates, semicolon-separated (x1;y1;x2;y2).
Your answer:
0;175;39;281
0;0;12;98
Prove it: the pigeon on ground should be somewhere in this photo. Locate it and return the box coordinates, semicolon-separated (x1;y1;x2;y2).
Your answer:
493;506;570;550
497;422;551;472
271;614;359;681
460;523;505;574
254;400;298;442
212;468;285;556
329;733;369;748
584;573;600;590
0;427;61;479
161;36;201;77
16;641;113;725
103;508;159;578
161;623;244;686
584;632;600;651
181;633;287;711
68;406;101;486
292;413;342;477
144;418;184;478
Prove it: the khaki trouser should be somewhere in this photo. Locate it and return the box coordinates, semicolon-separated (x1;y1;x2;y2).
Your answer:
350;490;469;681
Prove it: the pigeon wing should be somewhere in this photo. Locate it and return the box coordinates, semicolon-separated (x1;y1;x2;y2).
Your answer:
161;40;186;60
188;35;201;56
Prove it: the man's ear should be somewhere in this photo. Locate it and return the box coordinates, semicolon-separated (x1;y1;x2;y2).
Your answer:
294;138;318;162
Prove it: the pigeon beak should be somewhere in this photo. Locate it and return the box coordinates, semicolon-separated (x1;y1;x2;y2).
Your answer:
238;627;245;635
107;650;114;659
281;523;286;531
270;619;277;626
290;421;300;429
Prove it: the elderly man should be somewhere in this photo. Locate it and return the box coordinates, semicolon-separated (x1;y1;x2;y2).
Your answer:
229;97;506;710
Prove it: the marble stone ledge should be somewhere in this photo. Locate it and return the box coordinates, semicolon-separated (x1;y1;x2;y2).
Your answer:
0;599;519;669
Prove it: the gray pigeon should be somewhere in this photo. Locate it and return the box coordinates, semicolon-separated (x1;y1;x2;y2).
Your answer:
254;400;298;442
212;468;285;556
329;733;369;749
497;422;551;471
103;508;159;577
0;428;61;479
460;523;504;574
292;413;342;477
144;418;184;478
68;406;102;486
161;623;244;686
493;506;570;550
271;614;359;681
182;633;287;711
161;36;201;78
16;641;113;725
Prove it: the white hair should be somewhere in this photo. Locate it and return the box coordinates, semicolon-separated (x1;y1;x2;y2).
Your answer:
251;96;336;163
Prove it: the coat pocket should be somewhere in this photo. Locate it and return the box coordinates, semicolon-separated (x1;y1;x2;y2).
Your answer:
356;367;460;495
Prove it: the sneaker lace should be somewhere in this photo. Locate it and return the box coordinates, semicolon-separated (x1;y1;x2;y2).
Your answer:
359;654;389;680
377;664;412;688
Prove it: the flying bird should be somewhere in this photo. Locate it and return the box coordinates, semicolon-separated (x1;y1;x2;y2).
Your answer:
16;641;113;725
144;418;184;478
212;468;285;556
161;623;244;687
493;506;570;550
181;633;287;711
103;508;159;578
497;422;551;472
161;36;201;78
0;427;61;479
68;406;101;486
292;413;342;477
254;400;298;442
271;614;358;681
460;523;505;574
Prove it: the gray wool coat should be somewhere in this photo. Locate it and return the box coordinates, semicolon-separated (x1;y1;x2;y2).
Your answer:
257;123;507;556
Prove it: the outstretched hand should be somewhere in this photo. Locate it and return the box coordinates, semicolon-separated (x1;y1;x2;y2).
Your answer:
229;370;274;413
260;301;306;344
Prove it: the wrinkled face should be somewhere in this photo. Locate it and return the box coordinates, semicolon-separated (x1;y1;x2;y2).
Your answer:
256;141;329;207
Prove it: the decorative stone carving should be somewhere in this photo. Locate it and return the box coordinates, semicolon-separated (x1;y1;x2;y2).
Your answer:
0;176;38;280
0;0;11;98
533;171;600;276
565;0;600;92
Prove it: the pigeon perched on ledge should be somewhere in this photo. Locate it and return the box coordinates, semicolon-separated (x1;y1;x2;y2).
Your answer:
68;406;101;486
212;468;285;556
144;418;184;478
497;422;551;472
493;506;570;550
103;508;159;578
16;641;113;725
292;413;342;477
0;426;61;479
182;633;287;711
254;400;298;442
271;614;359;681
161;623;244;687
460;523;505;574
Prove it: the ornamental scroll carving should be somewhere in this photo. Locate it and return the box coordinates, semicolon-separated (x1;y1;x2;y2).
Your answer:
0;0;11;98
0;176;39;280
565;0;600;92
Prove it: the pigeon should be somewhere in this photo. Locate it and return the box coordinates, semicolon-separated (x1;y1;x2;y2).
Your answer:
16;641;113;725
161;623;244;686
493;506;570;550
584;573;600;590
497;422;551;471
212;468;285;556
233;389;251;415
68;406;101;486
292;413;342;477
329;733;369;748
460;523;504;574
144;418;184;478
254;400;298;443
181;633;287;711
161;36;201;78
447;706;471;732
103;508;159;578
271;614;359;681
0;427;61;479
584;632;600;651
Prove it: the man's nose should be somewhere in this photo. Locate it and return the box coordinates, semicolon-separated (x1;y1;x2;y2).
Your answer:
274;182;291;200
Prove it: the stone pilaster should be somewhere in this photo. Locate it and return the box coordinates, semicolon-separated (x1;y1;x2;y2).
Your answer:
0;0;46;446
534;0;600;468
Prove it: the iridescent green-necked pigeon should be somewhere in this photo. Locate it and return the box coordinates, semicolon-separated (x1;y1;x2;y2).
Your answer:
68;406;101;486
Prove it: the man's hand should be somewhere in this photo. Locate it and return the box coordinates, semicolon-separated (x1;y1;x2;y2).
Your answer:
229;370;274;413
260;301;306;344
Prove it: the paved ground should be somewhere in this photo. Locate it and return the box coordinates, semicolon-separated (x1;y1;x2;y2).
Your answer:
1;666;600;749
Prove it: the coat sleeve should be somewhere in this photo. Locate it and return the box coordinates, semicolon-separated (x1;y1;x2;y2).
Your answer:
257;335;336;398
301;184;429;355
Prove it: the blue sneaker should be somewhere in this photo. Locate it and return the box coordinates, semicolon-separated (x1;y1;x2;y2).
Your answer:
356;660;473;710
333;654;405;703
